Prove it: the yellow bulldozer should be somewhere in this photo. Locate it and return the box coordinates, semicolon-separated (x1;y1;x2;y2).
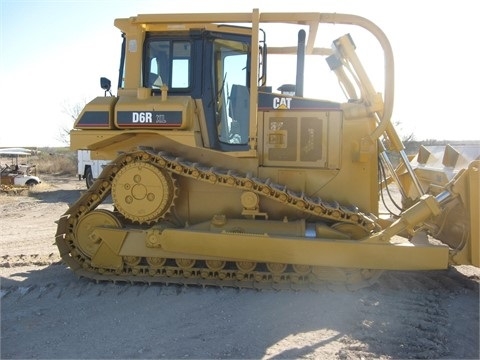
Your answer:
56;10;479;289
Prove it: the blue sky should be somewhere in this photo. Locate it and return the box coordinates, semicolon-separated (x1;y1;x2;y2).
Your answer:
1;0;478;147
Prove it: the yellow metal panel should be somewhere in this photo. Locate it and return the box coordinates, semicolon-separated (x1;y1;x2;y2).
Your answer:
70;129;200;157
468;161;479;266
94;226;449;271
467;160;480;267
74;97;118;129
156;229;449;270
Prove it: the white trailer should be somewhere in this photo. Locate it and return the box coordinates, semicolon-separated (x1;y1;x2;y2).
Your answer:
77;150;109;188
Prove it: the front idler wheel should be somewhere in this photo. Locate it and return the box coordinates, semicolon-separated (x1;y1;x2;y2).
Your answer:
74;209;121;258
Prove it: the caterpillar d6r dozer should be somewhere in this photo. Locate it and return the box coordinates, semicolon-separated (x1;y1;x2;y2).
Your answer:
56;10;480;290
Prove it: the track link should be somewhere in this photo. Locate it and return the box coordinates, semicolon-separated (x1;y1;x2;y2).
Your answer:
55;149;382;290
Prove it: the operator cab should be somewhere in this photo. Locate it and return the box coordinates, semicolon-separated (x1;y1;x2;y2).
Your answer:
139;30;252;152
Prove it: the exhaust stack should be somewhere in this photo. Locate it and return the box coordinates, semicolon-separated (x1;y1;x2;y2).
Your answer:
295;29;306;97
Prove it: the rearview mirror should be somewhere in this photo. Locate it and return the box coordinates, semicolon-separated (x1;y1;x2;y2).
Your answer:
100;77;111;91
100;77;112;96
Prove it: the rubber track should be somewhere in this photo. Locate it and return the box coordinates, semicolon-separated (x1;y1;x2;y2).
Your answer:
55;149;382;290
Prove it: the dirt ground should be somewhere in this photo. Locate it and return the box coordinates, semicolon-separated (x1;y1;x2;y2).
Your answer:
0;175;479;359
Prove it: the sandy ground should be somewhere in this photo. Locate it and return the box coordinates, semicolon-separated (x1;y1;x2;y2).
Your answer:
0;175;479;359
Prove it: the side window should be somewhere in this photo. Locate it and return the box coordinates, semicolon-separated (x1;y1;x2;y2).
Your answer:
144;39;191;90
213;39;250;145
172;42;190;88
145;40;169;88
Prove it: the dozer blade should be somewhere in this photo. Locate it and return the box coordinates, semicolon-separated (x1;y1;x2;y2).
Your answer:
401;145;480;267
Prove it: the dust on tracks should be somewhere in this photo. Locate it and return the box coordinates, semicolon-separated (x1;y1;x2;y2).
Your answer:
1;261;477;299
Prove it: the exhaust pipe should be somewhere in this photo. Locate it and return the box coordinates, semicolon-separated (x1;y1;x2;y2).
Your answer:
295;29;306;97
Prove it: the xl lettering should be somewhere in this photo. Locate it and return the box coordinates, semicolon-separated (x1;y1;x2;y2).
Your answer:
132;112;152;123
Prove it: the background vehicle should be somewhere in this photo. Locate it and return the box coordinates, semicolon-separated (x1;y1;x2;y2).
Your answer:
56;10;479;289
0;148;41;187
77;150;110;188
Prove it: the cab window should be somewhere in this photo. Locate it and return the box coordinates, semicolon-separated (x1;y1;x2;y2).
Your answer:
144;39;191;90
213;39;250;145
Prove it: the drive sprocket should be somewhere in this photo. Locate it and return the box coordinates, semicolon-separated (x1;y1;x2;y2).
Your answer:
111;161;176;224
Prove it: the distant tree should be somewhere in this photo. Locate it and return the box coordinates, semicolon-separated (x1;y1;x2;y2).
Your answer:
401;132;415;143
57;100;87;145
